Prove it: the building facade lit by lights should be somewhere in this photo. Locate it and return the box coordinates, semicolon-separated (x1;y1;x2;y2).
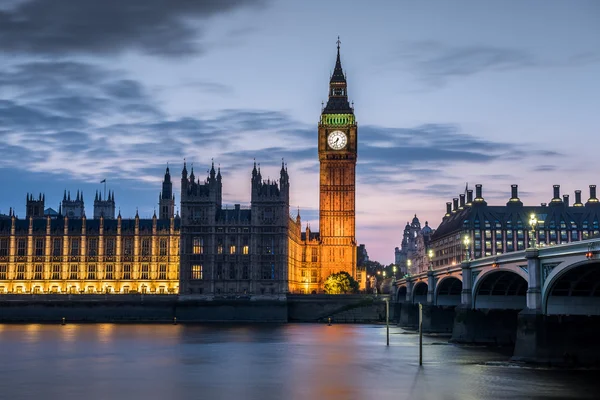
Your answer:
428;184;600;270
0;168;180;294
0;40;359;296
176;39;358;295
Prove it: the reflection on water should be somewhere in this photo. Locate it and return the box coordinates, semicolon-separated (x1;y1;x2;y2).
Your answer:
0;323;597;400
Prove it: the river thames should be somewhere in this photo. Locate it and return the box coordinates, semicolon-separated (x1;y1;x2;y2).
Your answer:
0;323;597;400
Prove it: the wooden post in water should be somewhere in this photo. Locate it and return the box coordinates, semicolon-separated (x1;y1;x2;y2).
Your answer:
419;303;423;366
386;298;389;346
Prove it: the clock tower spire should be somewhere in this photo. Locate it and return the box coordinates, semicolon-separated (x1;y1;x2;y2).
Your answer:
318;37;358;284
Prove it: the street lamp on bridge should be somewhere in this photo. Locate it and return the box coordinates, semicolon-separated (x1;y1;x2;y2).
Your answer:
463;235;471;262
529;213;538;248
428;249;434;271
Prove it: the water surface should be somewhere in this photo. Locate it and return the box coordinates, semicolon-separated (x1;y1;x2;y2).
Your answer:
0;323;597;400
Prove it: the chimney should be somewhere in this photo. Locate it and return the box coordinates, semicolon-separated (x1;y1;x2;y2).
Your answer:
574;190;583;206
445;202;452;216
475;184;483;201
453;198;459;212
590;185;598;201
541;202;547;207
466;189;473;205
552;185;561;202
459;194;465;209
563;194;569;207
511;184;518;200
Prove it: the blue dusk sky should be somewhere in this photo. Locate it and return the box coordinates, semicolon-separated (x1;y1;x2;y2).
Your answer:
0;0;599;263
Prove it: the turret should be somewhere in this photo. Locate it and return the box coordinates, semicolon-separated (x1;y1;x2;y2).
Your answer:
159;165;175;220
62;189;85;218
94;189;115;219
26;192;45;218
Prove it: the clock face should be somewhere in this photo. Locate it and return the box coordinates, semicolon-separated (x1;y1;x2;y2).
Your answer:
327;130;347;150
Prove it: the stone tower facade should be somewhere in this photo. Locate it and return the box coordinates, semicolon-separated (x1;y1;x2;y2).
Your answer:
26;193;45;219
93;190;115;219
62;191;85;218
317;39;357;281
179;161;290;296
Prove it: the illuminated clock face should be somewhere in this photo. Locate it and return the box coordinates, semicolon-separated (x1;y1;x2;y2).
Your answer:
327;130;347;150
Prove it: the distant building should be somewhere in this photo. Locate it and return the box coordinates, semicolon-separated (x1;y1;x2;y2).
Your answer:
429;184;600;270
394;215;435;275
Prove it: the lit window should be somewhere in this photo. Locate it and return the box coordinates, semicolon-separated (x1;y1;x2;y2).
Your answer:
191;264;203;280
105;264;114;280
123;264;131;280
193;237;203;254
87;264;96;280
141;264;149;279
159;239;168;256
243;245;249;255
34;264;43;280
159;264;167;280
69;264;78;280
230;245;236;254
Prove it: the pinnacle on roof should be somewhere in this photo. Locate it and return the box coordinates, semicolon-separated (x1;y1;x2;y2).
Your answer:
322;36;353;115
330;36;346;84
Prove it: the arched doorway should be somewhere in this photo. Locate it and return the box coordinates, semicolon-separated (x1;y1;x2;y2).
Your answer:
545;262;600;315
474;270;527;309
436;277;462;306
413;281;428;305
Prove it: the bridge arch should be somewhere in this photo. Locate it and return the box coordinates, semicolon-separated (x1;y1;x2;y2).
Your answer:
543;260;600;315
435;276;462;306
412;281;428;305
396;285;407;303
473;269;527;309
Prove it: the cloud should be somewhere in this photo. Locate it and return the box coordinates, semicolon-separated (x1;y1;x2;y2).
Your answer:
0;59;568;232
390;41;537;87
533;165;556;172
0;0;265;56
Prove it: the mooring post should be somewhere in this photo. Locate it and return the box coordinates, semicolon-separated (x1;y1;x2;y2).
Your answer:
419;303;423;366
173;317;177;325
386;298;389;346
61;317;66;326
328;317;331;326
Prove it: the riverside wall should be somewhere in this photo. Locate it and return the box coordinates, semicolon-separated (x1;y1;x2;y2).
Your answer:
0;294;391;323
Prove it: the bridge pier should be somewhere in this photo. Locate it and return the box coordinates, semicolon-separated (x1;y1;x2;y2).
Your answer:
398;302;419;329
513;311;600;366
421;304;456;333
451;305;520;345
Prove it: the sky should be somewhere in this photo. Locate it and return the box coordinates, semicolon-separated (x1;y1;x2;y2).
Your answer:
0;0;599;264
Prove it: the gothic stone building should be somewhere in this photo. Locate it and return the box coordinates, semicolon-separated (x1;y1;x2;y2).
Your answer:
429;184;600;270
0;169;180;294
179;41;358;295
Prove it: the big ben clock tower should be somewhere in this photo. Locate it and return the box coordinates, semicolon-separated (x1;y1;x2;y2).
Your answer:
318;38;357;281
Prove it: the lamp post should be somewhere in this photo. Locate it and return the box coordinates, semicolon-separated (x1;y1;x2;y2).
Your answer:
428;249;434;271
392;265;397;279
407;259;412;274
529;213;538;248
463;235;471;262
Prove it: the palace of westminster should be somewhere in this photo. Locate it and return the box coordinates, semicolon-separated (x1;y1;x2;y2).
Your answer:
2;41;599;296
0;41;358;296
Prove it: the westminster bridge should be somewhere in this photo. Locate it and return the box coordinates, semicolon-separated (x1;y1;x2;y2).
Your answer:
394;239;600;365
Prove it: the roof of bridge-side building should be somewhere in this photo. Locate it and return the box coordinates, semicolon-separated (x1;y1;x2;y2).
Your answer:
432;202;600;241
